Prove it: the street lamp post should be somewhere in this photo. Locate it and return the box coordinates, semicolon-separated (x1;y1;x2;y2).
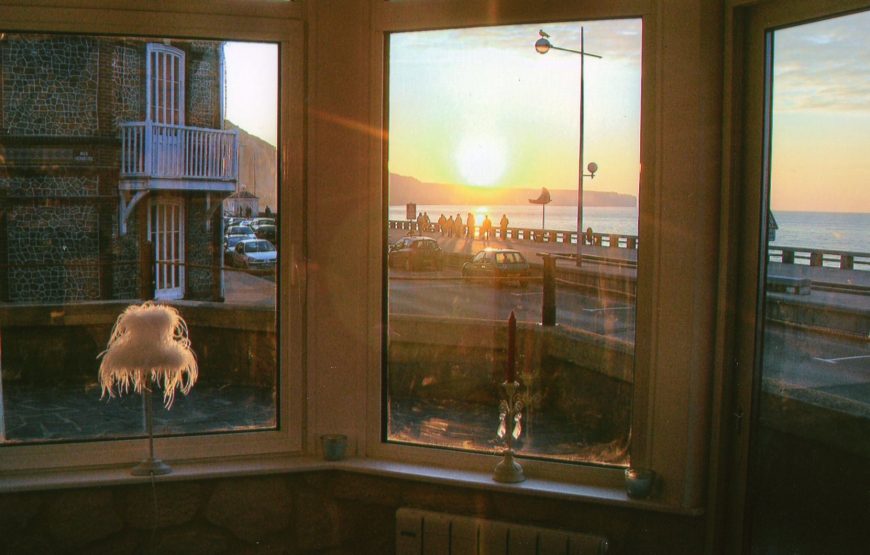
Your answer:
535;28;600;266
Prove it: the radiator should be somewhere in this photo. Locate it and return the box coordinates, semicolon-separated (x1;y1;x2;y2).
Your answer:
396;508;608;555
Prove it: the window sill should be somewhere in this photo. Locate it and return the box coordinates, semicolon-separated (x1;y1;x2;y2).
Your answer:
0;456;703;516
333;458;703;516
1;455;703;516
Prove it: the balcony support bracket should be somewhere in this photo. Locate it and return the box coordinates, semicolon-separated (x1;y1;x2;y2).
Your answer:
119;190;150;237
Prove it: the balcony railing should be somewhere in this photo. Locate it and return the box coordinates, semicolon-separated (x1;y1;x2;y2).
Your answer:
120;122;239;181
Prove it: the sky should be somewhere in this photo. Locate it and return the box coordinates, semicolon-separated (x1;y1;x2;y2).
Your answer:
770;10;870;213
224;42;278;147
388;20;643;199
221;12;869;214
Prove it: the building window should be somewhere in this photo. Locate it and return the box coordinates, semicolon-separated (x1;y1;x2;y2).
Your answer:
384;20;642;465
0;33;281;449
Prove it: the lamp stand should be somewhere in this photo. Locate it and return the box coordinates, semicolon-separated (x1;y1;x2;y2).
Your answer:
131;388;171;476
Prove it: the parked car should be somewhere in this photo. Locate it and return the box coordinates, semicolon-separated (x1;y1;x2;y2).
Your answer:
230;239;277;270
388;236;444;271
225;225;256;239
249;217;275;231
254;224;278;245
461;248;530;287
224;235;248;261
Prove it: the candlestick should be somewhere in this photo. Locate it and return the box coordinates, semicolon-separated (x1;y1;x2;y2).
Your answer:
493;380;525;483
506;311;516;383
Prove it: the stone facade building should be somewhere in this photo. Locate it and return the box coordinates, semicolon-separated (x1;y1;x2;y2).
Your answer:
0;34;238;303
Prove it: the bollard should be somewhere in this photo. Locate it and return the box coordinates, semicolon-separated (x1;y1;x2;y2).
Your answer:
139;241;155;300
542;255;556;326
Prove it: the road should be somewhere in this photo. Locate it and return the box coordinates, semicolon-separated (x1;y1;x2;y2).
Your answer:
388;267;637;341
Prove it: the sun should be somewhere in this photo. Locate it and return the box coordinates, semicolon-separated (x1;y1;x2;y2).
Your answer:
455;136;507;186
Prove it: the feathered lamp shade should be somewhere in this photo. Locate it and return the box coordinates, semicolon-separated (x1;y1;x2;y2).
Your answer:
98;302;198;475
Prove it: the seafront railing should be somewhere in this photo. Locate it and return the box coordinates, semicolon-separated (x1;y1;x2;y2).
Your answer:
768;246;870;271
388;220;870;273
388;220;639;249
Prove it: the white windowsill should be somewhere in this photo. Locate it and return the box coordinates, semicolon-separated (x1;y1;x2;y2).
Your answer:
1;454;703;516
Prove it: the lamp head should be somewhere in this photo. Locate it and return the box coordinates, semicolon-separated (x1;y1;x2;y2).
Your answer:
535;38;551;54
587;162;598;176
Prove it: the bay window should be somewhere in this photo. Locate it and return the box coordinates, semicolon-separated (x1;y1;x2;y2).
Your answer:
2;0;724;518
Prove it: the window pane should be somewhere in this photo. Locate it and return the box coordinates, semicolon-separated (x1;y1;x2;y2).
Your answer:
385;21;641;465
0;34;279;444
749;10;870;552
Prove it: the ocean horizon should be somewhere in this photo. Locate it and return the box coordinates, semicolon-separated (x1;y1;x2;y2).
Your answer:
390;204;869;254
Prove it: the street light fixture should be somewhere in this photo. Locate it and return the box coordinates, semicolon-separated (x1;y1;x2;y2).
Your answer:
535;28;601;266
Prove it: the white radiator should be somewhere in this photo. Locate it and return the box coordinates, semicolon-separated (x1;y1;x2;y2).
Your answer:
396;508;609;555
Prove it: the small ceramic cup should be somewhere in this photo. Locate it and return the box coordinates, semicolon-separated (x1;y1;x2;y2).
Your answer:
624;467;656;499
320;434;348;461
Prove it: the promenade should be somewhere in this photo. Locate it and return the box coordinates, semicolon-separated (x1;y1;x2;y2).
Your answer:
388;225;870;301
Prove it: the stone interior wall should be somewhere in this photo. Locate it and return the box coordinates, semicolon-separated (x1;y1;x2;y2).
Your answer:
1;36;99;136
0;471;704;555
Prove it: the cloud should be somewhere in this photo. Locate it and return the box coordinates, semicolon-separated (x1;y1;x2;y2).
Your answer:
391;19;642;67
773;10;870;113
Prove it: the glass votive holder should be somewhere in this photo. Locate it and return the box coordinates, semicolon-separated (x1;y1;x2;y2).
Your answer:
320;434;348;461
624;467;656;499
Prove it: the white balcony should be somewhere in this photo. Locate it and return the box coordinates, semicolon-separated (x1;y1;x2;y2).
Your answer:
119;121;239;193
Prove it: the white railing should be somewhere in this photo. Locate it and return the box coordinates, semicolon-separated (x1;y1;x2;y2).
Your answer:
120;122;239;181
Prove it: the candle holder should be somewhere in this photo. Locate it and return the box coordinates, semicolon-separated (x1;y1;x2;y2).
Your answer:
493;380;525;483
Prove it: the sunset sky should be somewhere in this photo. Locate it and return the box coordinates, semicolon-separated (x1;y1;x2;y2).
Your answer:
388;20;642;200
223;10;868;214
770;10;870;213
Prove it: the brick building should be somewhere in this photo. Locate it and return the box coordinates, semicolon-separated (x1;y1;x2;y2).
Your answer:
0;34;238;302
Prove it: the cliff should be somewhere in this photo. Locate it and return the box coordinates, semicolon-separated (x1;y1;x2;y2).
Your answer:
389;173;636;207
226;120;278;213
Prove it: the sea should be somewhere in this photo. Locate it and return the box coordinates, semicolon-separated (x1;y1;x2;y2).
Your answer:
390;205;869;254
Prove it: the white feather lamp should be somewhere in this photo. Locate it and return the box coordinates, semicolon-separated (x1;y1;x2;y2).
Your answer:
98;302;198;475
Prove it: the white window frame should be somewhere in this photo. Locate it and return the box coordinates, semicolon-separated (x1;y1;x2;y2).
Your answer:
146;43;186;126
0;0;305;474
361;0;717;512
149;194;186;300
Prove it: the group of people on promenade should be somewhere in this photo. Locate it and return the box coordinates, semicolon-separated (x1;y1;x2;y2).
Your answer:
415;211;510;241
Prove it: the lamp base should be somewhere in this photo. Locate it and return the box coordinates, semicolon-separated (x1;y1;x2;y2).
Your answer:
131;457;172;476
492;450;525;483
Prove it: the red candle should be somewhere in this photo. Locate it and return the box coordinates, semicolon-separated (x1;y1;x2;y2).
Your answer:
506;311;516;383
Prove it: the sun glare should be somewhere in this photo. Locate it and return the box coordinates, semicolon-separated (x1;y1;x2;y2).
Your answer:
455;136;507;186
